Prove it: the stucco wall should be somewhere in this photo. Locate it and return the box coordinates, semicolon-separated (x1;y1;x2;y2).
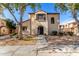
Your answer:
30;11;59;35
22;20;30;35
30;11;48;35
16;20;31;35
0;19;10;35
0;27;9;35
47;14;59;34
0;19;6;27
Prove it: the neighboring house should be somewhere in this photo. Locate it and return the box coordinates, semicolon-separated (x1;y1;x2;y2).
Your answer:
0;15;10;35
17;10;60;35
0;15;14;35
0;8;10;35
60;21;79;35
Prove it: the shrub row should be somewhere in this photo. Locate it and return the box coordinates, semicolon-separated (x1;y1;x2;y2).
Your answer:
50;31;74;36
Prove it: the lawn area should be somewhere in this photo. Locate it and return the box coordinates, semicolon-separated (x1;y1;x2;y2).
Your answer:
0;36;37;46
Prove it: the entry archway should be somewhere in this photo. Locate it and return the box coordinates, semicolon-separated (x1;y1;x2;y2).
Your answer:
38;26;44;35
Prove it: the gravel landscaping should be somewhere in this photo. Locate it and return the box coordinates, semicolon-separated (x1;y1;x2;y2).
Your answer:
47;36;79;45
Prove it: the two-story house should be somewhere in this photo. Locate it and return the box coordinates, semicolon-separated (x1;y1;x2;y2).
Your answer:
60;21;79;35
18;10;60;35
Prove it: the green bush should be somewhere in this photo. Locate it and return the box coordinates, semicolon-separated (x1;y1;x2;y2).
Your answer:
10;33;17;36
58;32;64;36
67;32;74;36
51;31;57;36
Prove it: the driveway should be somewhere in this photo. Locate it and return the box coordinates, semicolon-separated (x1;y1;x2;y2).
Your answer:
0;35;79;56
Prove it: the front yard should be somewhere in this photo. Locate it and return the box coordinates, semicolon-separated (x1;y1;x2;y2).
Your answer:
47;36;79;45
0;35;79;56
0;35;79;46
0;36;37;46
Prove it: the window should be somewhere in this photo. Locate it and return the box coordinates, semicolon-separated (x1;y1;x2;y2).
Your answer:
1;22;4;26
3;29;5;32
36;14;46;21
23;26;27;31
51;17;55;24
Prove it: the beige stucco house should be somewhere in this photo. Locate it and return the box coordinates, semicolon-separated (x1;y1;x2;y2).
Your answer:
0;8;9;35
18;10;60;35
0;16;10;35
59;21;79;35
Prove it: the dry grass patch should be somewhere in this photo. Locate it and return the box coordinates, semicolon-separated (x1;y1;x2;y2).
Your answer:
47;36;79;45
0;36;37;46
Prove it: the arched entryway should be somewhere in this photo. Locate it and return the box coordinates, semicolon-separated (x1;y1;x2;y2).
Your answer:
38;26;44;35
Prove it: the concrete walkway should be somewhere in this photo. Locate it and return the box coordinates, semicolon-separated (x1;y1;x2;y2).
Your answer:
37;45;79;56
0;36;79;56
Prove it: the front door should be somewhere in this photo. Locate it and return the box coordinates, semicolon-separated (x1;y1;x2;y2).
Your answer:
38;26;44;35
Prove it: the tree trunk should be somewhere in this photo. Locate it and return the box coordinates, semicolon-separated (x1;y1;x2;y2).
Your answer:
18;23;23;40
18;4;23;40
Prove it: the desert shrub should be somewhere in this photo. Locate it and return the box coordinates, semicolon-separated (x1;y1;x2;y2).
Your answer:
58;31;64;36
10;33;17;36
51;31;57;36
26;35;34;38
67;32;74;36
23;35;34;41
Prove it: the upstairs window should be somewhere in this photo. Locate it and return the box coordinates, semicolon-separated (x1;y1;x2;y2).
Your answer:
36;14;46;21
51;17;55;24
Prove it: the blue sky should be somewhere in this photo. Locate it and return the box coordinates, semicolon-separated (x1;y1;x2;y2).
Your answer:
3;3;74;24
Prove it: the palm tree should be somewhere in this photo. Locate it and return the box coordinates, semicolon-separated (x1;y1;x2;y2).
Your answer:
0;3;41;40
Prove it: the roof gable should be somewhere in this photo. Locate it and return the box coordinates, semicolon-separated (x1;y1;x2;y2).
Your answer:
29;10;59;14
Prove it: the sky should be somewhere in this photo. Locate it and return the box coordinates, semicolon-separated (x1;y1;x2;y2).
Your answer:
2;3;74;25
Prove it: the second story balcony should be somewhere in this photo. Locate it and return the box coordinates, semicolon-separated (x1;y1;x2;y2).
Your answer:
36;14;46;22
